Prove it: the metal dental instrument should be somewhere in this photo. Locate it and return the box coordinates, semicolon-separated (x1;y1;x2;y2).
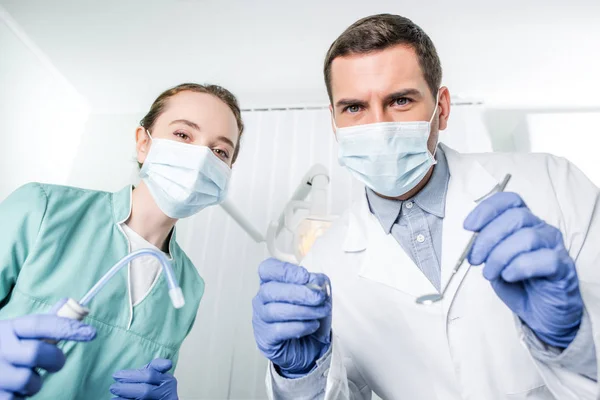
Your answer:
415;174;512;305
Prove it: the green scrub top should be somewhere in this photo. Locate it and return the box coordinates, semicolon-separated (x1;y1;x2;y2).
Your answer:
0;183;204;399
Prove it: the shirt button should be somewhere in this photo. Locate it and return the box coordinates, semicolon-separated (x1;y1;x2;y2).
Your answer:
405;201;414;209
323;368;329;378
416;234;425;243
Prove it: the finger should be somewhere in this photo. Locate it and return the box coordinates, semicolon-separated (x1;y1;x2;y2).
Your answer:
148;358;172;374
482;225;560;280
110;382;157;399
307;273;332;295
258;258;309;285
2;339;65;372
0;365;41;396
259;282;326;306
11;315;96;342
0;393;25;400
263;320;321;344
490;278;527;316
113;367;162;385
0;394;25;400
469;207;541;266
500;249;566;282
17;368;41;397
464;192;526;232
48;298;69;315
258;302;332;323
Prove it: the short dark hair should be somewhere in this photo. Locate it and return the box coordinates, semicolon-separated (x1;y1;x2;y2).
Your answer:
324;14;442;102
140;83;244;164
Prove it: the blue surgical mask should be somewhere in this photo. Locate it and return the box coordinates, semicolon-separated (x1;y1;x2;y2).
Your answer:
334;99;439;197
140;131;231;219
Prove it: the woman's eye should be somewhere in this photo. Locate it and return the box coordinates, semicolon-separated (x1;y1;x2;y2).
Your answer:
213;149;230;160
174;131;190;140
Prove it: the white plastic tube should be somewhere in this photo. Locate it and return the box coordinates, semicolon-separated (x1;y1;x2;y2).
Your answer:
78;248;185;309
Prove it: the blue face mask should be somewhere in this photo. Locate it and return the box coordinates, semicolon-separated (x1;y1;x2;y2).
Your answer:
140;132;231;219
334;99;439;198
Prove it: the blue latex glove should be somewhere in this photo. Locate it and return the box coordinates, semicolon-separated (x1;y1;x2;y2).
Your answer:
110;358;177;400
465;192;583;348
252;258;332;378
0;301;97;398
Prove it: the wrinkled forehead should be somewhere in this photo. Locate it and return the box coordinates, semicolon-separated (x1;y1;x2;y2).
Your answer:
330;45;429;101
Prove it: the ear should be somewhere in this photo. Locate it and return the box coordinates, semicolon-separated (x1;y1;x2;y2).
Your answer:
437;86;451;131
135;127;151;164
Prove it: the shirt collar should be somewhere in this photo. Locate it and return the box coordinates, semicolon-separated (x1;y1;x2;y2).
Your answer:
365;187;402;234
365;146;449;232
111;185;178;254
412;146;449;218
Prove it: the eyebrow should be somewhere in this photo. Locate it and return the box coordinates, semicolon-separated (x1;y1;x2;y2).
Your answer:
170;119;201;131
335;88;423;108
217;136;236;149
170;119;235;149
382;89;422;104
335;98;367;109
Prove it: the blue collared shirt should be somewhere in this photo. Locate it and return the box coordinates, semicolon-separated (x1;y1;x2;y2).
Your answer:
365;147;449;291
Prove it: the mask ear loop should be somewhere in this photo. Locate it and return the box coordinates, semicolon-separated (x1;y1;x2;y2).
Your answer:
429;90;441;160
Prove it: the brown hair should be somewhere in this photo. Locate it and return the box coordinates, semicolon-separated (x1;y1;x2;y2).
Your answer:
140;83;244;164
323;14;442;102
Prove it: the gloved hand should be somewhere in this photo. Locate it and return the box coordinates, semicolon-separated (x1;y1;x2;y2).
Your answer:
0;301;97;398
465;192;583;348
110;358;178;400
252;258;332;378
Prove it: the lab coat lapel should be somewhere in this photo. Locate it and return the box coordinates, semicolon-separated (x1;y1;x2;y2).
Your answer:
344;193;438;297
439;144;502;314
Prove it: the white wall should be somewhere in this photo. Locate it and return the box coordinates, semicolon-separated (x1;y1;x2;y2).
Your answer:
66;113;140;191
527;111;600;186
2;0;599;112
482;107;600;188
0;10;89;200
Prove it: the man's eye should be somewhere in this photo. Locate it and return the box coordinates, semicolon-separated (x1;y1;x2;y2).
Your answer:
393;97;411;106
343;105;362;114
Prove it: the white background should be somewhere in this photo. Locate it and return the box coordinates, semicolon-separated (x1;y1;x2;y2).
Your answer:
1;1;599;399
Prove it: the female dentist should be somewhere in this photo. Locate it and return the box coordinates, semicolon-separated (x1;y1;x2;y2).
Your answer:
0;83;244;399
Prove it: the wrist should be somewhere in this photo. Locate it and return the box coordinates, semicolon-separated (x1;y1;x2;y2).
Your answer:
532;319;582;349
276;341;331;378
276;361;317;379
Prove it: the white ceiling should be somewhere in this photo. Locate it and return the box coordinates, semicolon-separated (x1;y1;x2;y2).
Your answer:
2;0;599;113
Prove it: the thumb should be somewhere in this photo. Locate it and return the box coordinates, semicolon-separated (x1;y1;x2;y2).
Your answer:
148;358;172;373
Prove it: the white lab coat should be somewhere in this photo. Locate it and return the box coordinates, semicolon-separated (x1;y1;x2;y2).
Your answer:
266;144;600;400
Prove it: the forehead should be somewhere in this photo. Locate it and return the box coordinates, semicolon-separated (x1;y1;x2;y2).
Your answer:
330;44;427;99
158;91;239;137
161;91;231;120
